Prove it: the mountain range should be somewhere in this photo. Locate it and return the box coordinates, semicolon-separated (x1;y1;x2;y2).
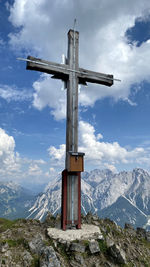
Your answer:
1;168;150;229
27;168;150;229
0;181;34;220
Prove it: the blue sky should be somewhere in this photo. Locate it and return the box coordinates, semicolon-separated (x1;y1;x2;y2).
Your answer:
0;0;150;188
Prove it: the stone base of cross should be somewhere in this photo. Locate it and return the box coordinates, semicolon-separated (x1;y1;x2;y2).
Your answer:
19;28;114;230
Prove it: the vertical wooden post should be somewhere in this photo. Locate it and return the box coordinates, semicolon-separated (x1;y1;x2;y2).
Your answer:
66;30;79;161
61;30;80;230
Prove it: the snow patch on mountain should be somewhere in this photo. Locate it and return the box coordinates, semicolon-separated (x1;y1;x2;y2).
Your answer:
27;168;150;228
122;195;147;218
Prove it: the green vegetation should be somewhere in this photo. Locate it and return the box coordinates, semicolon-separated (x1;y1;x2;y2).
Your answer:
1;259;6;264
98;239;107;253
4;239;17;247
141;238;150;249
31;255;40;267
0;218;17;232
81;239;89;247
57;242;67;257
122;263;134;267
1;215;150;266
57;242;70;264
43;238;54;248
139;257;150;267
0;238;29;249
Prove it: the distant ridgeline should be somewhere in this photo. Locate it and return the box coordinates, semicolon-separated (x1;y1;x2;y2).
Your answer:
1;168;150;230
0;181;35;220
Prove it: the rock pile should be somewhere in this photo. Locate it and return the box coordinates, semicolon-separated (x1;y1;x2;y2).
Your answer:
0;213;150;266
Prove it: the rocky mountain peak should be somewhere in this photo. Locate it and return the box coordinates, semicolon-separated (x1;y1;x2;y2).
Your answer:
26;168;150;230
1;214;150;266
1;168;150;230
132;168;149;178
82;168;114;187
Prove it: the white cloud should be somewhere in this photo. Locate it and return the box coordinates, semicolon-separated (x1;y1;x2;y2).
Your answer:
48;144;65;167
48;120;150;170
0;85;32;102
45;167;58;179
49;167;55;172
0;125;148;184
8;0;53;57
79;121;146;166
103;163;117;173
8;0;150;119
96;133;103;140
0;128;55;185
0;128;20;176
4;0;150;176
28;163;42;176
32;74;66;120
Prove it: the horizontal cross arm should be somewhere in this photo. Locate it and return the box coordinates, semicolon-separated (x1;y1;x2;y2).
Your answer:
20;56;116;86
78;67;113;87
26;56;69;79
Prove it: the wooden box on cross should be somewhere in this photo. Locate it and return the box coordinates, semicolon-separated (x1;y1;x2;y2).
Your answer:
67;152;85;172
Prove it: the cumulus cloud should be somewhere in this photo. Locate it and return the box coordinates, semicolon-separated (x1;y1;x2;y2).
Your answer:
0;128;55;185
28;163;42;176
4;0;150;177
0;128;20;176
0;85;32;102
32;74;66;120
8;0;150;119
48;144;65;167
79;121;146;166
48;120;150;170
45;167;59;181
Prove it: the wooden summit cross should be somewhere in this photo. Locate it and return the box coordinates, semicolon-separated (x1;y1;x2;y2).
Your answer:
18;28;115;230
